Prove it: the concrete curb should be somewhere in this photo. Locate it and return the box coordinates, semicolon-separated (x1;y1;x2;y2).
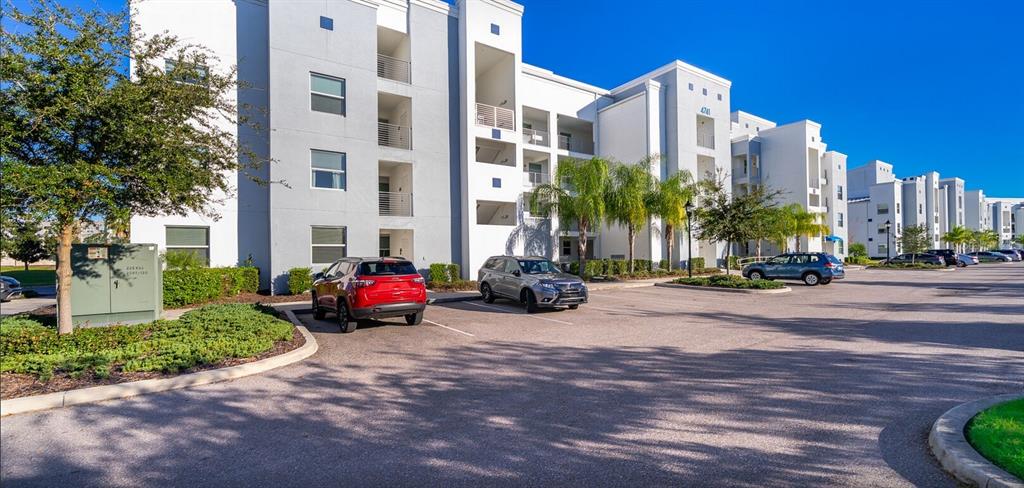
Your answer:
866;266;956;272
427;294;481;304
0;310;318;417
654;282;792;294
587;281;661;291
929;393;1024;488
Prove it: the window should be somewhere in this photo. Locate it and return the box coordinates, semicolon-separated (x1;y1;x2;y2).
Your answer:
717;93;722;101
166;226;210;265
359;261;417;276
311;226;346;265
311;149;346;190
745;123;749;128
702;88;708;96
165;59;208;85
503;259;520;274
878;227;887;234
919;204;923;213
379;235;390;257
838;212;844;227
310;73;346;115
877;204;889;215
896;203;900;213
562;239;572;256
492;177;501;188
490;23;500;35
838;242;844;254
319;16;333;30
688;83;694;91
878;244;888;255
837;185;843;200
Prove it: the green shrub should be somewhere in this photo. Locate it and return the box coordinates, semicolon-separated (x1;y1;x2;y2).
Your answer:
583;260;604;279
728;255;741;270
690;257;705;270
162;266;260;308
163;250;204;270
658;259;669;271
1;304;294;381
429;263;450;283
672;274;785;289
287;267;313;295
848;242;868;258
610;259;626;276
447;263;461;282
569;261;580;275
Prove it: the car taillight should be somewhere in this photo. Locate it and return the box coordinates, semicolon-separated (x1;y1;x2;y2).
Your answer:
411;277;425;284
823;261;834;268
352;279;376;288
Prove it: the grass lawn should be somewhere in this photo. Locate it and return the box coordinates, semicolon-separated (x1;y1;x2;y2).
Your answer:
0;304;294;382
966;398;1024;479
1;266;56;285
672;274;786;290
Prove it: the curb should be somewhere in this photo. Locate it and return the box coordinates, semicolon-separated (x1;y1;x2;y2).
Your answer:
929;393;1024;488
587;281;661;292
0;310;318;417
654;282;792;294
428;294;481;304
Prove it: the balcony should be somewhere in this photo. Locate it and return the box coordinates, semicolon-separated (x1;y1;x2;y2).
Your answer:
696;132;715;150
379;191;413;217
377;54;410;83
522;128;549;146
378;122;411;150
476;102;515;131
523;171;550;186
557;134;594;154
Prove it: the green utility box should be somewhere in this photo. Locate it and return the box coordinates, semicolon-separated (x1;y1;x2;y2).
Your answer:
69;243;162;327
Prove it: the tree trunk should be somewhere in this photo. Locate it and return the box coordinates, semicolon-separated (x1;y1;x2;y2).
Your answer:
665;224;674;271
795;236;802;253
755;239;762;259
57;224;75;335
577;219;587;278
724;241;731;276
23;262;30;271
627;223;635;274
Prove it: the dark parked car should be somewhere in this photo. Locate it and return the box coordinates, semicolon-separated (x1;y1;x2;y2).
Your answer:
993;249;1023;262
884;253;945;266
0;276;23;302
478;256;588;313
311;257;427;333
926;249;958;266
741;252;844;286
968;251;1012;263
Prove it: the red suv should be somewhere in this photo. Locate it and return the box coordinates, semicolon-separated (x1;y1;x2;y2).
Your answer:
312;258;426;333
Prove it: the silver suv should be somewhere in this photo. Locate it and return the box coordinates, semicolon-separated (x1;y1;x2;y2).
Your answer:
478;256;588;313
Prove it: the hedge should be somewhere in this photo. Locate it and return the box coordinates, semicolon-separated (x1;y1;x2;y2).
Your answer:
672;274;785;290
728;255;741;270
287;267;313;295
428;263;461;283
690;257;706;270
163;266;259;308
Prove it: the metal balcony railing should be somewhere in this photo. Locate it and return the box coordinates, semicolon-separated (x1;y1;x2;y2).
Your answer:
475;102;515;131
378;122;411;149
696;132;715;150
379;191;413;217
522;128;549;146
523;171;550;186
377;54;411;83
557;135;594;154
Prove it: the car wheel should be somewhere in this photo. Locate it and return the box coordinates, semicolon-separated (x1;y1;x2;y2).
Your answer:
405;311;423;325
957;261;967;268
337;302;357;333
312;293;325;320
803;272;820;286
749;270;764;281
524;289;539;314
480;282;495;303
568;304;579;310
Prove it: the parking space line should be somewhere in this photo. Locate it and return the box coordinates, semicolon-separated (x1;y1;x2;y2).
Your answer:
423;319;475;337
465;301;574;325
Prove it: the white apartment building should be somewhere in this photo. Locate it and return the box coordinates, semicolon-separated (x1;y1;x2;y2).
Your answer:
988;198;1024;247
964;189;990;231
901;175;927;230
729;111;848;258
128;0;739;290
848;161;902;258
938;177;965;241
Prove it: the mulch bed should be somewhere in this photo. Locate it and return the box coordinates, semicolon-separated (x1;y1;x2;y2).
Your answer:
0;326;305;400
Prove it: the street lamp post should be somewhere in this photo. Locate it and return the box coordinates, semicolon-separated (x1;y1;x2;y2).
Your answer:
685;200;695;278
884;219;892;261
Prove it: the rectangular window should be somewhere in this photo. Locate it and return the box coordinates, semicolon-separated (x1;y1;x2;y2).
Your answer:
877;204;889;215
688;83;694;91
319;16;333;30
878;244;887;254
165;59;208;85
379;235;390;258
311;226;347;265
717;93;722;101
166;226;210;265
310;73;346;115
896;203;900;213
878;227;887;234
702;87;708;95
492;178;501;188
837;185;844;200
838;242;844;254
562;239;572;256
490;23;500;35
838;212;844;227
311;149;346;190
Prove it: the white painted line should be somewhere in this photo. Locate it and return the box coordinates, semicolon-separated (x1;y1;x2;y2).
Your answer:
423;319;475;337
465;301;574;325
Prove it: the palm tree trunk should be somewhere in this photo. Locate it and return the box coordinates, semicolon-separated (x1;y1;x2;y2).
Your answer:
627;223;636;274
755;239;762;259
577;219;588;278
665;224;674;270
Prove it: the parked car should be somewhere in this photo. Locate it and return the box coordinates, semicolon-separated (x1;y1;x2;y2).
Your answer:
0;276;23;302
993;249;1023;262
956;253;979;266
311;257;427;333
741;252;844;286
883;253;945;266
478;256;588;313
968;251;1012;263
926;249;958;266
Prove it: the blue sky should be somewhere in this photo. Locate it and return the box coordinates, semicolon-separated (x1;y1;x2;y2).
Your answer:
31;0;1024;196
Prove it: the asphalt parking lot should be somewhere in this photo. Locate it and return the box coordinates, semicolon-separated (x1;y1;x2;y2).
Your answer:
2;264;1022;486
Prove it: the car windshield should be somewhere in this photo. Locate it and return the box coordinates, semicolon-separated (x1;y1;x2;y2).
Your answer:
358;261;417;276
518;259;560;274
826;255;842;265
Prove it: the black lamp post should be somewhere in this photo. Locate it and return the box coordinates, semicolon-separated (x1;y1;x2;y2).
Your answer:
884;219;892;261
685;200;695;278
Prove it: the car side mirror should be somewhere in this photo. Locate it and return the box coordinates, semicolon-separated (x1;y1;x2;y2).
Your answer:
512;270;521;277
314;272;324;281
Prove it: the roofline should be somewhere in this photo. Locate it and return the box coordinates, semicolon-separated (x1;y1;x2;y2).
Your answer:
731;110;776;127
457;0;524;16
521;63;610;95
610;59;732;95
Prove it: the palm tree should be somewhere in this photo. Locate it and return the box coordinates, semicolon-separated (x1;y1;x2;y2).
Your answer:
981;229;1000;250
531;156;610;276
750;205;788;258
942;225;971;253
647;169;695;271
606;155;657;274
785;204;830;252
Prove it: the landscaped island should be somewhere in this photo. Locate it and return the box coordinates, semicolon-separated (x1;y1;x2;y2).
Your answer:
0;304;299;399
869;263;946;270
671;274;786;290
966;397;1024;479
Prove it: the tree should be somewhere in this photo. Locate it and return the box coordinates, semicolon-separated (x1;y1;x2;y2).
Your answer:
647;169;695;270
531;157;610;276
1015;234;1024;247
1;1;265;333
692;174;779;275
606;155;657;273
748;205;788;258
980;229;1000;250
942;225;971;253
782;204;830;252
897;225;930;262
848;242;868;258
4;218;51;270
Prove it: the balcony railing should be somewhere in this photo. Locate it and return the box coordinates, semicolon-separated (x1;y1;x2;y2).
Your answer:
522;128;549;146
476;102;515;131
557;135;594;154
523;171;550;186
379;191;413;217
378;122;411;149
377;54;411;84
696;132;715;150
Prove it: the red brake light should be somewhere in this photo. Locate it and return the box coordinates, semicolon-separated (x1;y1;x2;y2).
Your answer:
352;279;376;288
823;261;834;268
411;277;425;284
